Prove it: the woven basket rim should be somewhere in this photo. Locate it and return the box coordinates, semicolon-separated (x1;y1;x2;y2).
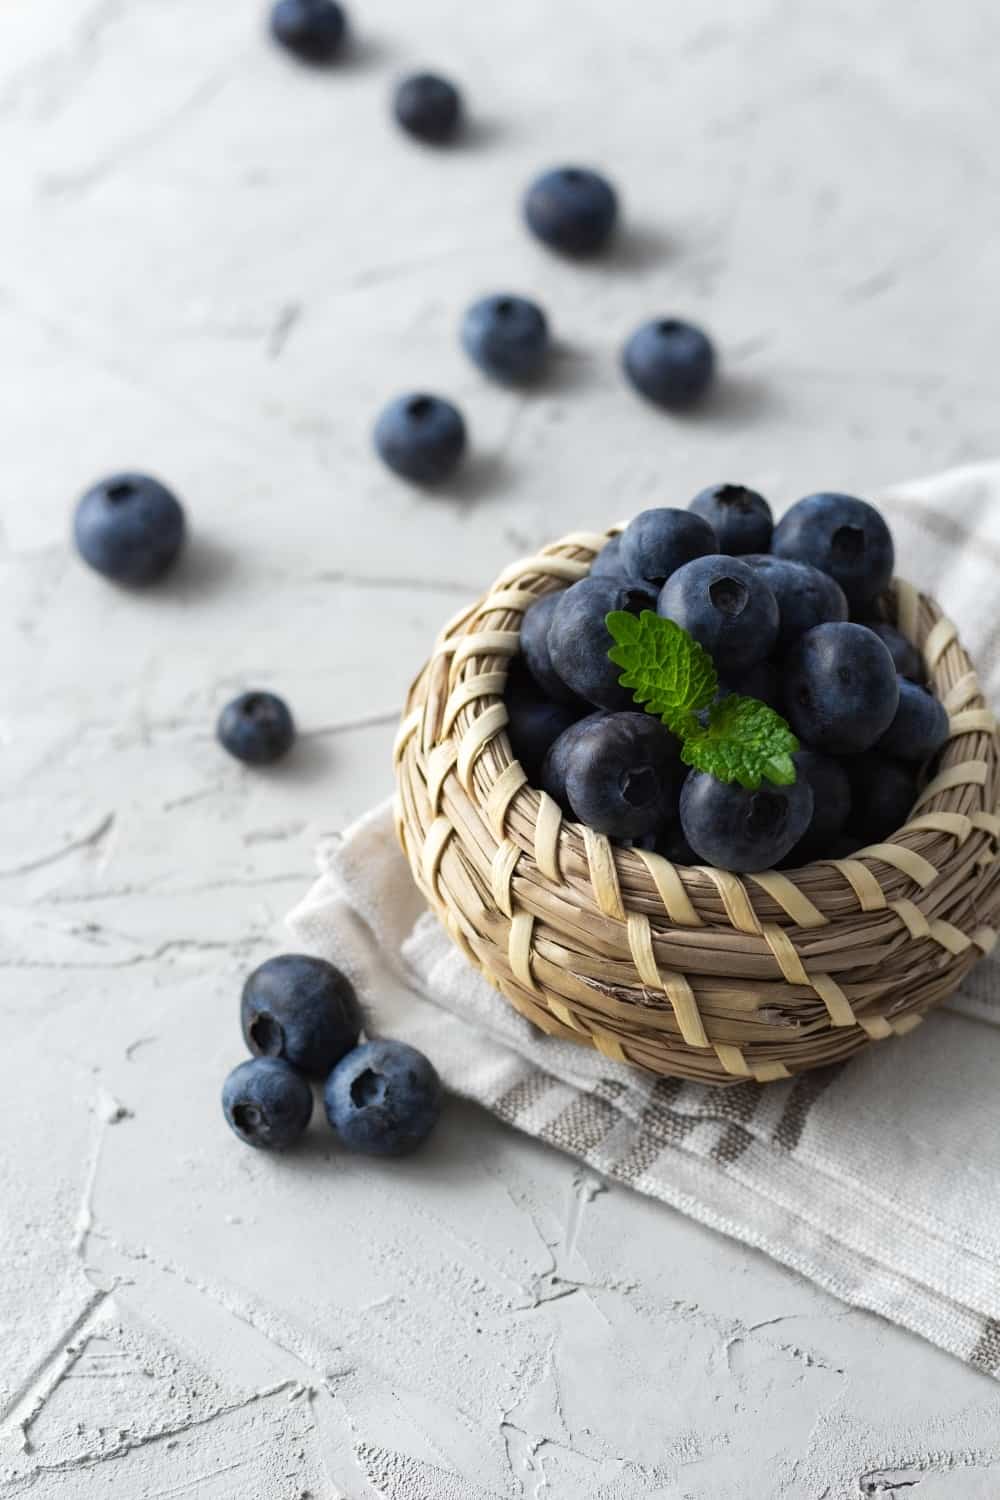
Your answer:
394;524;1000;1085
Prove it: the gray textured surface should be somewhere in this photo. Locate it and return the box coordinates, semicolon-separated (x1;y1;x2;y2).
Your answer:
3;0;1000;1495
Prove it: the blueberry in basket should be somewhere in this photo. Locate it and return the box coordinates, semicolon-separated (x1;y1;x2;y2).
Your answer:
495;491;951;874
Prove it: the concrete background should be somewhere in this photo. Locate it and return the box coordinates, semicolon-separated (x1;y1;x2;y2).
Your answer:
3;0;1000;1494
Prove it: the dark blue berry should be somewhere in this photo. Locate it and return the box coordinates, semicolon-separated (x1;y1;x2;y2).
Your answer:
657;824;699;865
590;535;625;579
523;166;618;256
548;576;658;710
241;954;362;1078
622;319;716;409
393;72;462;144
505;659;583;781
781;749;852;866
688;484;772;555
658;555;778;677
863;622;926;683
554;711;681;840
270;0;346;62
461;294;549;384
324;1040;442;1156
73;473;185;585
223;1057;313;1150
771;493;894;613
619;508;718;588
847;753;918;845
743;554;849;650
540;712;606;813
878;677;949;763
217;691;295;765
374;393;466;484
518;597;583;707
784;623;900;755
680;771;814;874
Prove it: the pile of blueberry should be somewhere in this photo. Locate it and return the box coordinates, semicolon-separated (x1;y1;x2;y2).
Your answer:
506;491;950;874
222;954;442;1154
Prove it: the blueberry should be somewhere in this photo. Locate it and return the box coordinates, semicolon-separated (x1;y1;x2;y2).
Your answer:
590;535;625;579
878;677;949;763
505;660;583;781
781;749;852;866
73;472;185;585
217;691;295;765
619;508;718;588
374;393;467;485
540;711;606;812
222;1057;313;1150
393;72;462;144
622;319;716;409
847;753;918;845
720;659;782;712
771;493;894;613
783;623;900;755
548;576;658;710
554;711;681;840
241;954;362;1077
743;554;849;649
270;0;346;62
324;1039;442;1156
518;596;582;707
657;824;699;865
679;771;814;874
461;294;549;384
523;166;618;256
688;484;772;555
862;622;926;684
658;555;778;677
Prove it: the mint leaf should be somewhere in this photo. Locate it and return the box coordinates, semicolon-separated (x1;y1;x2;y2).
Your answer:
682;694;799;791
606;610;718;740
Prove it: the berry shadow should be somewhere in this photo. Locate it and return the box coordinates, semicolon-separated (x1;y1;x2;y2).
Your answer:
435;450;513;506
540;340;601;395
170;535;237;597
684;370;775;429
605;222;673;274
337;31;397;70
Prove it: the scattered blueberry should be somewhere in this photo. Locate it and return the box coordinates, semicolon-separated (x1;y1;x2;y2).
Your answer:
223;1057;313;1150
461;294;549;384
783;622;900;755
540;711;606;813
270;0;346;62
622;319;716;409
519;593;583;707
217;691;296;765
548;576;658;710
619;507;718;588
878;677;950;763
847;753;919;845
689;484;773;555
771;493;895;613
393;72;462;144
781;749;852;866
554;711;681;840
743;554;849;650
73;472;185;585
679;771;814;874
590;534;625;579
241;954;362;1077
863;621;927;683
505;659;583;781
324;1039;442;1156
374;393;467;484
523;166;618;256
658;554;779;677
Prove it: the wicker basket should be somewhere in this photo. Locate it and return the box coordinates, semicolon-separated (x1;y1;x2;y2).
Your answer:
393;525;1000;1085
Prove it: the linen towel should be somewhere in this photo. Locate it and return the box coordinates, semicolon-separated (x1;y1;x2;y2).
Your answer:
288;460;1000;1376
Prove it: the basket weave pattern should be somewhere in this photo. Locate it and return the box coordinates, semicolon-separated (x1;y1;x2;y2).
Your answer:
394;528;1000;1085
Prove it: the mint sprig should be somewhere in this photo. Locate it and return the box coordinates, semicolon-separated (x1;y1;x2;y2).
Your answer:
606;610;798;791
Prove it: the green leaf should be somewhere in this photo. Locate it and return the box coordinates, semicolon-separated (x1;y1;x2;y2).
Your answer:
606;610;718;739
682;694;800;791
